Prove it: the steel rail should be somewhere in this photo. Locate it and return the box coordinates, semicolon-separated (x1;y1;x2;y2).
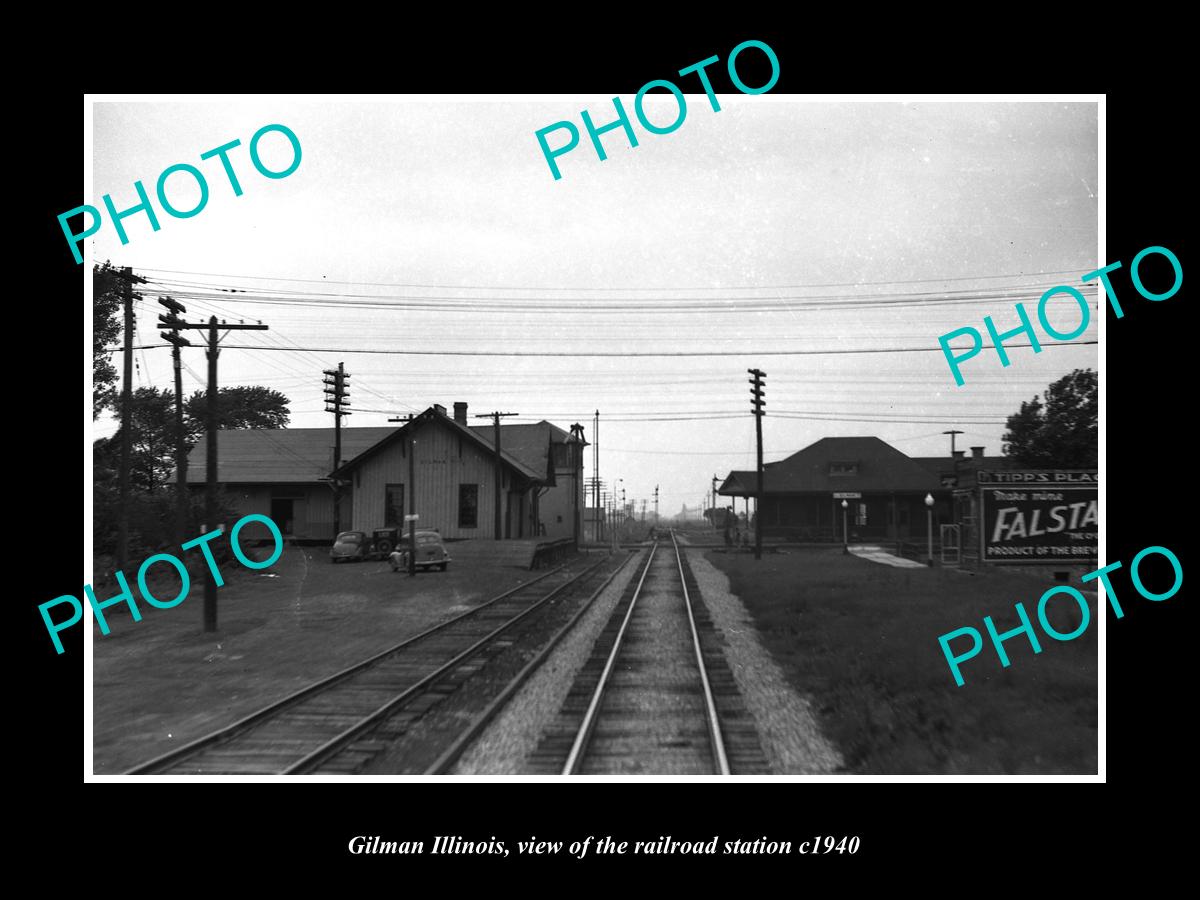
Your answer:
284;556;611;773
560;543;660;775
671;530;730;775
424;551;636;775
127;563;572;775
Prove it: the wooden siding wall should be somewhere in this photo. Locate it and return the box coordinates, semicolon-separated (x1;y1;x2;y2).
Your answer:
223;484;345;542
761;492;947;541
538;468;582;540
350;421;525;540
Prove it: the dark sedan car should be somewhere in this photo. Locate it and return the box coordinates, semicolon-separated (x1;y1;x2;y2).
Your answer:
330;530;368;563
389;531;450;572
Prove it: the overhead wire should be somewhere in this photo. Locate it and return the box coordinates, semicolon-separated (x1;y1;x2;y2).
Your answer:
141;284;1097;315
131;264;1099;292
120;264;1092;462
159;291;418;417
116;340;1097;358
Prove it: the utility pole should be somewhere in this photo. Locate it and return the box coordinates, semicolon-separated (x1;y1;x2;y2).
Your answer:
943;428;965;535
475;411;517;540
943;429;963;459
323;362;351;533
177;314;269;632
711;474;720;533
385;414;416;572
408;437;417;577
116;267;146;570
749;368;766;561
593;409;600;542
587;477;604;541
654;485;659;523
157;296;191;546
944;427;964;488
570;423;585;549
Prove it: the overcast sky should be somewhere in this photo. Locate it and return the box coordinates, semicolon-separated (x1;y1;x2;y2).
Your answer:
89;98;1098;516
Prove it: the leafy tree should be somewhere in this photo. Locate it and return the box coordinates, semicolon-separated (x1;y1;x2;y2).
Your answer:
94;385;291;560
93;262;128;418
185;386;291;438
103;387;184;493
102;386;292;494
1002;368;1097;467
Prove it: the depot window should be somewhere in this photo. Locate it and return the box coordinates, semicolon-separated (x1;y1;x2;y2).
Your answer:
459;484;479;528
385;484;405;527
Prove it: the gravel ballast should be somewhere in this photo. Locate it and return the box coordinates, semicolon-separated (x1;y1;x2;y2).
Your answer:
686;549;844;774
452;551;642;774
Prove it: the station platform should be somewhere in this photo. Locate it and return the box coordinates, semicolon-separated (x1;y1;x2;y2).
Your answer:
848;544;927;568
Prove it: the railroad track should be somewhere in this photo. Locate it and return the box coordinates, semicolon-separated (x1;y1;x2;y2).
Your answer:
128;557;617;775
530;530;770;775
424;551;636;774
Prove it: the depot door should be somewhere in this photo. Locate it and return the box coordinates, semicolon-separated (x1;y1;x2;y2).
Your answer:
271;498;295;535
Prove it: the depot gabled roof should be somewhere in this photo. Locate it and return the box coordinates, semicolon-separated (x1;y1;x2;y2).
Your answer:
330;406;543;482
721;436;943;495
718;470;767;496
469;420;573;484
179;426;394;484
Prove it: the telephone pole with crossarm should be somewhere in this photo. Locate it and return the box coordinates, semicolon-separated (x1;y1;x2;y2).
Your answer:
175;315;269;632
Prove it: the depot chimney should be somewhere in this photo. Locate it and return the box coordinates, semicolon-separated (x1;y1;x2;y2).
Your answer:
971;446;985;459
454;402;468;425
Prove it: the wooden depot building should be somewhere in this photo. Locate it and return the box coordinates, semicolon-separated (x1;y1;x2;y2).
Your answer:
180;402;585;543
330;403;585;542
718;436;948;542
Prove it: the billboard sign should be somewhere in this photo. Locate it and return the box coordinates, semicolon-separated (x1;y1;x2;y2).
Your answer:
978;470;1097;563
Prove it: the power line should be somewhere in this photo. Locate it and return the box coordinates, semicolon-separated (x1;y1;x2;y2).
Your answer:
142;284;1094;314
315;370;1058;385
130;265;1099;292
171;299;419;416
343;406;1009;420
117;340;1096;358
147;276;1084;302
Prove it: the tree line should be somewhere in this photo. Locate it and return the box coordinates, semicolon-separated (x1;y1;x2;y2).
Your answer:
93;262;290;560
1002;368;1097;469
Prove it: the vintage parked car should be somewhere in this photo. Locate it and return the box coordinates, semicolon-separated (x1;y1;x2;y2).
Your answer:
369;527;401;559
330;530;368;563
389;531;450;572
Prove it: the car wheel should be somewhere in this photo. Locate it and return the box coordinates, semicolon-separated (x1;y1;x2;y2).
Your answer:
438;562;448;572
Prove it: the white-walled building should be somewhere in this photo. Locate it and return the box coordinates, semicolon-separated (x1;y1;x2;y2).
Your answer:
181;403;586;543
